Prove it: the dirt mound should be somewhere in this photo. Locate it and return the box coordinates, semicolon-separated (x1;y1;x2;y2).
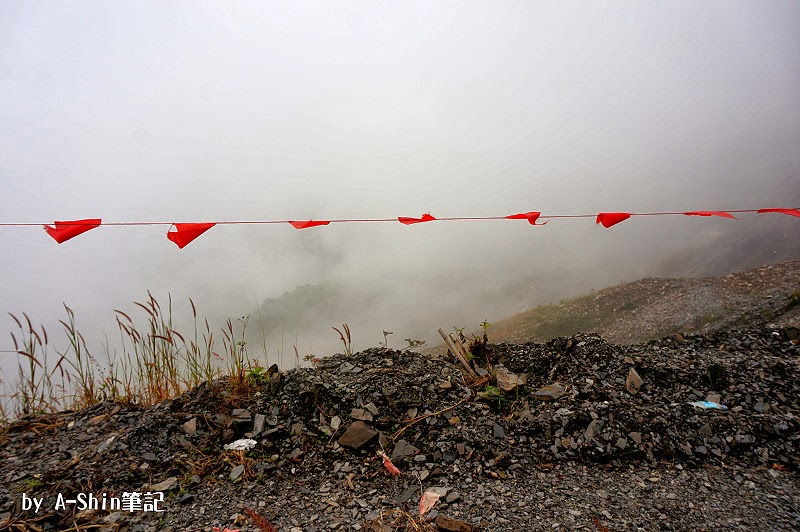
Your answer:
1;327;798;531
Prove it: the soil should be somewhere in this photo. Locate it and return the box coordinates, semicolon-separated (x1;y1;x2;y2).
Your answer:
1;324;798;531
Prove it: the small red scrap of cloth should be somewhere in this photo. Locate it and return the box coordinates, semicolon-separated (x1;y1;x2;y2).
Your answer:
289;220;331;229
505;211;545;225
398;213;436;225
758;208;800;218
44;219;102;243
684;211;737;219
595;212;631;228
167;223;216;249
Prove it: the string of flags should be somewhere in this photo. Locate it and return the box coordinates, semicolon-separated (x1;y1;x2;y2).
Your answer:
0;208;796;249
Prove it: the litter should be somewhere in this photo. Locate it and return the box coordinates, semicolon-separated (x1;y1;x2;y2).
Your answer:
376;450;401;476
418;491;440;515
688;401;728;410
223;438;257;451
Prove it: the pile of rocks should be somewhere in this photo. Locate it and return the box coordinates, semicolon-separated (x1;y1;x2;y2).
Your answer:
496;329;799;467
0;326;797;531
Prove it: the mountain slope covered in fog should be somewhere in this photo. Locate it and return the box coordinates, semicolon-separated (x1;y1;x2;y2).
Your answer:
488;260;800;345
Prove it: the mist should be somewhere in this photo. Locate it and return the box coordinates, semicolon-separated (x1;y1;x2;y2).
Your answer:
1;2;799;373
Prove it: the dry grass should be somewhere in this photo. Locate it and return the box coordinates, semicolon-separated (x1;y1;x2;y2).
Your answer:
2;292;263;422
365;509;435;531
241;507;278;532
332;323;352;356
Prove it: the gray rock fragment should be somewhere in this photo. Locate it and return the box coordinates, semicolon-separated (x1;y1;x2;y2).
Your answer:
391;439;420;460
231;408;251;422
351;408;373;421
533;383;566;400
626;368;644;394
148;477;178;492
495;365;526;392
251;413;266;435
337;421;377;449
364;402;379;416
182;417;197;435
493;423;505;439
229;464;244;481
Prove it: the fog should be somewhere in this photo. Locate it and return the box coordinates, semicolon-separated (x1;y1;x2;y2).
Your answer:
1;2;799;374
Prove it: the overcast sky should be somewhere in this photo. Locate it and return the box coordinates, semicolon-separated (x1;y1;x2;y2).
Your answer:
1;1;799;370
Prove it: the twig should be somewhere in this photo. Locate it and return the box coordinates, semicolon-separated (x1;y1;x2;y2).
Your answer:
438;328;478;378
391;392;470;440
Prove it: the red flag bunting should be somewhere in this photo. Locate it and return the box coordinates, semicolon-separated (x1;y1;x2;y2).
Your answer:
505;211;546;225
44;219;102;244
757;208;800;218
684;211;737;219
289;220;331;229
596;212;631;228
167;223;215;249
398;213;436;225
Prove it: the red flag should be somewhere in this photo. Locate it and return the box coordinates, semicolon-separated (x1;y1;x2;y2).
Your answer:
596;212;631;228
167;223;215;249
289;220;331;229
684;211;737;219
44;219;101;244
505;211;546;225
398;213;436;225
757;208;800;218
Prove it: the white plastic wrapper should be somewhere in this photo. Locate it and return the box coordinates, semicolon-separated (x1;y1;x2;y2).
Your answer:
223;438;257;451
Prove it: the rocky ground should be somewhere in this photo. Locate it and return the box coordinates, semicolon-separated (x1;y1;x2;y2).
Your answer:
488;261;800;345
1;324;798;531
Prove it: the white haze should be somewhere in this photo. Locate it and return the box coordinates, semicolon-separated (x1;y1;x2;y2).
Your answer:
1;1;799;372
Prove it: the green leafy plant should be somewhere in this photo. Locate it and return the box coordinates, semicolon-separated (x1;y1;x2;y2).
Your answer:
245;365;269;386
481;385;503;399
477;384;510;411
223;315;253;392
14;477;43;494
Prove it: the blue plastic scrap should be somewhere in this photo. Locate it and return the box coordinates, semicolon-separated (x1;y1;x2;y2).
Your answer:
688;401;728;410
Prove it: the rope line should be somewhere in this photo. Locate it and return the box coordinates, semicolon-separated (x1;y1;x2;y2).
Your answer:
2;207;797;247
0;208;794;227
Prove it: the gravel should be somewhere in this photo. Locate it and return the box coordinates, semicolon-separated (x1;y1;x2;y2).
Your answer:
1;326;798;531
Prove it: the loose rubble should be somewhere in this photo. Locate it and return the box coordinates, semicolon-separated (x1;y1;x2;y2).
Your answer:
1;326;798;531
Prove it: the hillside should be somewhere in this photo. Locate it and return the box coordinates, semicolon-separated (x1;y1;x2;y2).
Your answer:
250;207;800;356
487;261;800;346
2;262;798;530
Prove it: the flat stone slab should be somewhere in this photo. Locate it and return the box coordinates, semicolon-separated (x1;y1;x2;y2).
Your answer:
391;439;420;460
337;421;377;449
533;383;566;400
